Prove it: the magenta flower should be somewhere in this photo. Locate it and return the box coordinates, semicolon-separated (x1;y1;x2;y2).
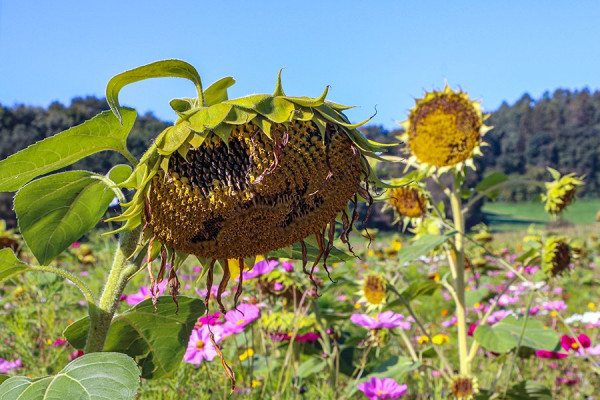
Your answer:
535;349;568;359
184;325;223;364
281;261;294;272
542;300;567;312
357;377;408;399
442;316;458;328
296;332;320;342
561;334;591;352
196;285;230;299
243;260;279;280
0;358;22;374
69;350;84;362
221;303;261;335
52;339;67;347
270;332;292;342
272;282;285;291
351;311;411;330
126;280;168;305
197;311;223;327
467;323;479;337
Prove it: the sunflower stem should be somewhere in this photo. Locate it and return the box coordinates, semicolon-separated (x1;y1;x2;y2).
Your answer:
84;226;142;353
449;187;469;376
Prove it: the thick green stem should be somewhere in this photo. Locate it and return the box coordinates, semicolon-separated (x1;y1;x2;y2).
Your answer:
84;226;142;353
450;189;469;376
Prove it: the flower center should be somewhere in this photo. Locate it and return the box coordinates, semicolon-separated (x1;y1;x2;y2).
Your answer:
196;340;204;350
377;390;388;395
236;319;245;325
364;275;385;305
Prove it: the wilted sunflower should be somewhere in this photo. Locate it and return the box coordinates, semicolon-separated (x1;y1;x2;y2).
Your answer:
398;85;491;173
541;168;584;215
104;60;393;312
356;272;388;311
542;236;571;278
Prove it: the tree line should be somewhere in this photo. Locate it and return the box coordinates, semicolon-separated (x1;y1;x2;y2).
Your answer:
0;88;598;229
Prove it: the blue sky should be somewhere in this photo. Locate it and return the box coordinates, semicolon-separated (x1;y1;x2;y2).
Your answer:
1;1;599;130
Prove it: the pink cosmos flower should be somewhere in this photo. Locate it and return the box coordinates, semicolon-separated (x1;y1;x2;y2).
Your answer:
296;332;320;342
0;358;22;374
486;310;513;325
542;300;567;312
467;323;479;337
561;334;591;352
197;311;223;327
53;339;67;347
357;377;408;399
442;316;458;328
69;350;84;361
351;311;411;330
535;349;568;359
184;325;223;364
196;285;230;299
281;261;294;272
221;303;261;335
583;344;600;356
270;332;292;342
243;260;279;280
273;282;285;291
126;280;168;305
498;294;519;307
193;266;202;273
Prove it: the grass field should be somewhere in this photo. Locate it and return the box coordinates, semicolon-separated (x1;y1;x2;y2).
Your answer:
482;198;600;232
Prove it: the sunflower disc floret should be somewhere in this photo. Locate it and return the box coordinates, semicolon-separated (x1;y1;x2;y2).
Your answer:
399;85;490;172
450;375;479;399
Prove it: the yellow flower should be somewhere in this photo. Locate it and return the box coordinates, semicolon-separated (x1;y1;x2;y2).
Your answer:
239;348;255;361
251;379;261;388
541;169;584;215
451;375;479;399
356;272;387;311
432;334;449;345
588;302;596;311
542;236;571;277
398;85;490;172
417;335;430;344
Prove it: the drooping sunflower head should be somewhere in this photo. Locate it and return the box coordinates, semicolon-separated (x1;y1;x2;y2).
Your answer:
541;168;584;216
356;271;388;311
104;60;394;312
450;375;479;399
542;236;571;278
399;85;490;174
0;220;21;254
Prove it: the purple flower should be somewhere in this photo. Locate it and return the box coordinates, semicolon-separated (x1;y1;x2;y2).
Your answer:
351;311;411;330
542;300;567;312
243;260;279;280
221;303;261;335
196;285;230;299
357;377;408;399
296;332;320;342
126;280;168;305
272;282;285;291
486;310;513;325
281;261;294;272
53;339;67;347
184;325;224;364
197;311;223;327
0;358;22;374
442;316;458;328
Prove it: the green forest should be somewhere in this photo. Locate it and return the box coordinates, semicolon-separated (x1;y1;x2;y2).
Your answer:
1;88;598;228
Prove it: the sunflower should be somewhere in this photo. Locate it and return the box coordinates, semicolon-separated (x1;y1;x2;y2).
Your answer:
541;168;584;215
398;85;491;174
356;272;388;311
542;236;571;278
103;60;393;312
450;375;479;399
382;176;430;229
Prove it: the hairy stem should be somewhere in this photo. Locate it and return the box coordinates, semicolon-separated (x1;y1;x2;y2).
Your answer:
84;226;142;353
450;188;469;376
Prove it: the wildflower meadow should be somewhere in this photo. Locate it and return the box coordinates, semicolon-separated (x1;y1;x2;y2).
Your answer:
0;58;599;400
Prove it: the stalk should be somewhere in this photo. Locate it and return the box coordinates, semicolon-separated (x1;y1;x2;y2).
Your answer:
84;226;142;353
449;188;469;375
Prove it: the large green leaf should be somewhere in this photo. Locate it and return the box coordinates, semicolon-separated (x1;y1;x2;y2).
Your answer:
64;296;205;379
473;316;559;354
397;233;454;266
296;357;327;379
106;59;203;123
0;352;140;400
0;249;29;282
0;109;136;192
15;165;132;265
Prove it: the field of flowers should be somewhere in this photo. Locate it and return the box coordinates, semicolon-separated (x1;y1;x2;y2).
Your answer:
1;221;599;399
